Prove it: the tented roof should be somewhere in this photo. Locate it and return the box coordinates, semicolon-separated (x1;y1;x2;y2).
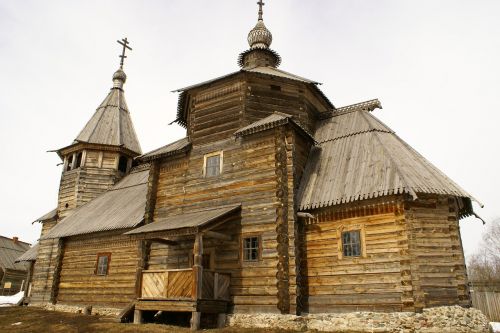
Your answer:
72;86;142;155
298;101;478;211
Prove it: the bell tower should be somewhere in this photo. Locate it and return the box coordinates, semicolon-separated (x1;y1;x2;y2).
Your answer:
55;38;142;219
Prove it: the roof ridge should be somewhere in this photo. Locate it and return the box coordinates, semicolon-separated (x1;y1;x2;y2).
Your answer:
317;128;392;145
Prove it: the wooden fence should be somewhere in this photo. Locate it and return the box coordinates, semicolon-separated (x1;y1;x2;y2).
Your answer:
469;281;500;321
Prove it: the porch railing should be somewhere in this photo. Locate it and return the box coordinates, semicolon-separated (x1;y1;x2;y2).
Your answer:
141;269;230;301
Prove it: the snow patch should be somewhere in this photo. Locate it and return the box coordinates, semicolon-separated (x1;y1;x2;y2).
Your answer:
490;322;500;333
0;292;23;307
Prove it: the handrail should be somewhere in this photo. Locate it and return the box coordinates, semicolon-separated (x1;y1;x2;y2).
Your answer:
142;268;192;273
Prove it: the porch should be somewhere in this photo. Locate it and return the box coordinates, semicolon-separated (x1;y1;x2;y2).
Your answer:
136;268;230;316
125;204;241;330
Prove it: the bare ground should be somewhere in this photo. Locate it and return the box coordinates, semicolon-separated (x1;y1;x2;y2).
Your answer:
0;306;293;333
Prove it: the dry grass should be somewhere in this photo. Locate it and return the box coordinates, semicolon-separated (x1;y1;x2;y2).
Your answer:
0;306;293;333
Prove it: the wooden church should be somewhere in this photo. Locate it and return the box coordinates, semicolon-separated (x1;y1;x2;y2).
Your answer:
18;2;479;329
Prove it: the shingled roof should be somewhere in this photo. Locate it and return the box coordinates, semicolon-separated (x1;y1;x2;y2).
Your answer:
298;100;477;212
0;236;30;271
234;112;315;142
15;243;39;263
139;137;191;162
42;168;149;239
72;85;141;154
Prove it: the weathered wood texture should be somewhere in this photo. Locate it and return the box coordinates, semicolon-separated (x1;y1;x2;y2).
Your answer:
56;233;138;307
304;195;469;313
30;238;60;304
188;79;246;145
305;197;408;313
289;129;312;314
404;195;469;310
184;73;327;146
245;76;322;134
141;269;193;299
470;281;500;321
0;268;27;296
151;131;289;313
57;151;122;218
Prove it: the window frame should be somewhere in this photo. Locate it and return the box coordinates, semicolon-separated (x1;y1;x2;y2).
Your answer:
341;230;362;258
241;234;262;263
95;252;111;276
337;225;366;260
203;151;223;178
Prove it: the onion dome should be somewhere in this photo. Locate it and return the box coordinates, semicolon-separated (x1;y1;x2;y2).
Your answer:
248;19;273;49
112;68;127;89
238;1;281;69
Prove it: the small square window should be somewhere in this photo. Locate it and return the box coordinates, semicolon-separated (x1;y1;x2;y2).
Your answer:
204;153;222;177
342;230;361;257
95;253;111;275
243;236;260;261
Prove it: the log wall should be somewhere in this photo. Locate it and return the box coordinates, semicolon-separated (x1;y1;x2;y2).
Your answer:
304;195;470;313
188;79;246;145
404;195;469;310
56;232;139;308
57;151;122;219
152;131;287;313
305;197;408;313
30;238;60;304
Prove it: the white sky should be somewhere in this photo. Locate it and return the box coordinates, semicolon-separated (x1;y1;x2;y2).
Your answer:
0;0;498;259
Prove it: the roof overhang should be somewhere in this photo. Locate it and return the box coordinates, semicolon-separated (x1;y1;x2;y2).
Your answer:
52;141;141;159
124;204;241;239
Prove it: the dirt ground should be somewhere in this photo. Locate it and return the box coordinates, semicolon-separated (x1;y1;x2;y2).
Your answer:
0;306;293;333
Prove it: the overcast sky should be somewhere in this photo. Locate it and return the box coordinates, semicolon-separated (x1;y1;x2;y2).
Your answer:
0;0;498;258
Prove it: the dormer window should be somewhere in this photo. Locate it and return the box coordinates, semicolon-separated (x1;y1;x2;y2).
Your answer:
203;151;223;177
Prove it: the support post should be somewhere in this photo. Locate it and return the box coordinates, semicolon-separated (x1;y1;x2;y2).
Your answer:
191;233;203;330
133;309;143;324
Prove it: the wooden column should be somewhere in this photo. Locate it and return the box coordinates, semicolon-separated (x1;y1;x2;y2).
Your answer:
70;153;77;170
80;150;87;167
63;156;69;171
191;233;203;331
133;309;143;324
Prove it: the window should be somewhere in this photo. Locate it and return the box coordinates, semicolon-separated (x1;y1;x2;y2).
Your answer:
118;156;128;173
204;152;222;177
66;155;73;171
342;230;361;257
95;253;111;275
270;84;281;91
75;152;83;168
242;236;260;262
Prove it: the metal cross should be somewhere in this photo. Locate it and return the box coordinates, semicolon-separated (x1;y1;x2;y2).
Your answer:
117;37;132;68
257;0;265;20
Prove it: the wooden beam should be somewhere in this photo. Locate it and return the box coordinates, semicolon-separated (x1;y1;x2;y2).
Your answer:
151;238;178;246
203;231;231;241
192;233;203;300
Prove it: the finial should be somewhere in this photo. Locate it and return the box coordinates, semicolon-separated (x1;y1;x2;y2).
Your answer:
113;38;132;89
117;37;132;69
248;1;272;49
257;0;264;21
